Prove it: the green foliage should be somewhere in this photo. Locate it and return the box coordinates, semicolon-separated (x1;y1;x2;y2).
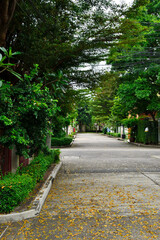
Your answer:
52;115;70;138
68;132;76;138
102;127;122;137
103;127;108;134
19;149;60;181
122;118;138;128
106;132;121;138
77;105;92;126
0;174;35;213
76;90;93;131
107;0;160;122
0;51;58;157
0;47;22;86
51;137;73;147
0;149;60;213
122;118;138;141
7;0;127;87
117;76;160;118
54;149;61;162
47;75;77;138
91;72;119;123
106;97;128;128
136;119;158;145
43;71;70;99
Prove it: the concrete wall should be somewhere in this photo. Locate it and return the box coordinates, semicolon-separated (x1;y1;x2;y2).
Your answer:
81;125;86;132
11;146;19;174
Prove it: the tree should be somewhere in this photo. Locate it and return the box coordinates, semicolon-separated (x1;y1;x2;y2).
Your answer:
91;72;119;123
107;0;160;122
76;90;93;132
0;50;58;157
0;0;17;46
5;0;128;87
117;75;160;121
108;96;128;127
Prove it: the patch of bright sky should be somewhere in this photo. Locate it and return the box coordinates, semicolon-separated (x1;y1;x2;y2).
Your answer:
78;0;134;73
96;0;134;71
113;0;134;6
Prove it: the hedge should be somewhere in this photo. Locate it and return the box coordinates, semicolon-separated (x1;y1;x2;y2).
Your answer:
109;132;121;138
0;149;60;213
103;127;107;134
104;131;121;138
51;137;73;146
103;128;121;138
136;119;158;145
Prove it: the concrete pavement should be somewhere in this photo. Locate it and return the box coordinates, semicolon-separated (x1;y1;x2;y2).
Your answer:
1;133;160;239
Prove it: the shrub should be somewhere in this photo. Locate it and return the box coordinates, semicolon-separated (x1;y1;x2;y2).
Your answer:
54;149;61;162
68;132;76;138
0;174;35;213
103;127;107;134
122;118;138;128
0;64;58;159
51;137;73;146
136;119;158;145
19;149;60;182
0;149;60;213
108;132;121;138
117;133;121;138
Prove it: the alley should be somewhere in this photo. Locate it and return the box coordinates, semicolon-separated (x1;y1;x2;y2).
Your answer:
1;133;160;239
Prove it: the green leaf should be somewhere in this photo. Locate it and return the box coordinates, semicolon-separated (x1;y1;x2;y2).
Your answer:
1;63;15;66
8;47;12;57
0;81;2;87
0;116;12;126
12;51;22;56
0;56;6;63
8;69;22;80
0;47;8;56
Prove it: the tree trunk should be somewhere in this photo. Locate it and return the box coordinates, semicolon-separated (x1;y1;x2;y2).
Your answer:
150;112;156;122
0;0;17;46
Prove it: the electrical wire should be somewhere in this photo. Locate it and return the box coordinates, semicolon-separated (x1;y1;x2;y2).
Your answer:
15;1;160;74
16;1;160;44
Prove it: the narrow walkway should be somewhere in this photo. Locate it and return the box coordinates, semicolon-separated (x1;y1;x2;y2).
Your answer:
1;133;160;239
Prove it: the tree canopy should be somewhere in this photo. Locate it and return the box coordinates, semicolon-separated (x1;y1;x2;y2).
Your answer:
107;0;160;122
3;0;129;87
1;0;160;157
91;72;119;122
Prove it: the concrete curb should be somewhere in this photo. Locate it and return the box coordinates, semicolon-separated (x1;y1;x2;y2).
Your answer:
104;134;160;148
128;142;160;148
0;162;62;224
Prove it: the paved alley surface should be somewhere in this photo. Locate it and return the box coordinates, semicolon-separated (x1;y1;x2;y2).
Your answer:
1;133;160;239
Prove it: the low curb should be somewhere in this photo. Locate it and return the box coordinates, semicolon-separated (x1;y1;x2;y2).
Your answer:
128;142;160;148
0;162;62;224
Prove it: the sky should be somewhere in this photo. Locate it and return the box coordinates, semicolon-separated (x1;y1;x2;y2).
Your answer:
95;0;134;72
113;0;134;6
78;0;134;73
